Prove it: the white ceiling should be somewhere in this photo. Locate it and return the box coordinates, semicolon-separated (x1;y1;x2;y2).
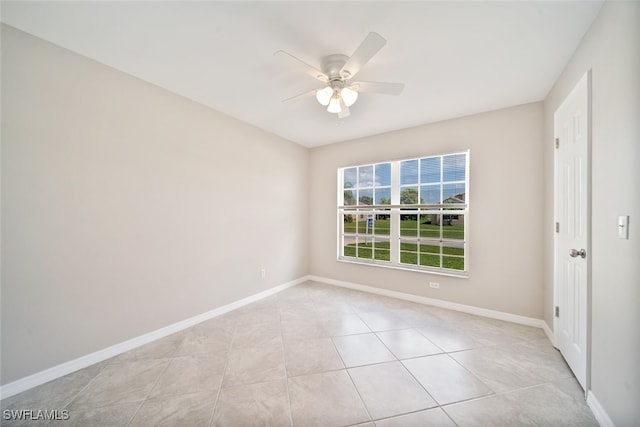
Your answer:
1;1;603;147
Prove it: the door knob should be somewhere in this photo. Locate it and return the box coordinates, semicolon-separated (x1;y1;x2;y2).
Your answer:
570;249;587;258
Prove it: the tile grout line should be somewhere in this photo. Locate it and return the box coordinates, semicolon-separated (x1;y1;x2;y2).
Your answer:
277;296;295;427
124;334;190;427
206;320;239;427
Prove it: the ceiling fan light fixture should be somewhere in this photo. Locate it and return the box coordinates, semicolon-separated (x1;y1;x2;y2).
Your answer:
315;87;333;106
327;94;342;113
341;87;358;107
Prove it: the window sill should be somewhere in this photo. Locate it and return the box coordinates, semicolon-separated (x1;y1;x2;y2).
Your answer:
337;257;469;279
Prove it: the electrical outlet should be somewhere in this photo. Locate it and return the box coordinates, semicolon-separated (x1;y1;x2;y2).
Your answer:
429;282;439;289
260;268;266;279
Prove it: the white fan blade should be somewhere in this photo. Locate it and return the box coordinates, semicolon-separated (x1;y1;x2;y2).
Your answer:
274;50;329;82
351;81;405;95
338;97;350;118
340;32;386;79
281;88;319;103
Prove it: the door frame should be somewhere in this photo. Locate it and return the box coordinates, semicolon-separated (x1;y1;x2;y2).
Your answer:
553;70;592;394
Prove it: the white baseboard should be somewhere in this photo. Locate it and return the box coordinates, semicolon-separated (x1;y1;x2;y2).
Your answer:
542;321;556;347
307;275;545;328
0;276;306;400
587;391;615;427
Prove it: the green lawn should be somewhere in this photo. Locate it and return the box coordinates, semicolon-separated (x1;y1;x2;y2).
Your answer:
343;218;464;240
343;241;464;270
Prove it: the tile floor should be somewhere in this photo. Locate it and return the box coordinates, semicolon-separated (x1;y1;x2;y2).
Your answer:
1;281;600;426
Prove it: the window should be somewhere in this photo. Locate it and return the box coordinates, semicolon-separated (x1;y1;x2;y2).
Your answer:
338;151;469;276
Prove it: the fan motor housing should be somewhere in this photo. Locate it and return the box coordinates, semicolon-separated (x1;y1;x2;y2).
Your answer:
321;54;350;80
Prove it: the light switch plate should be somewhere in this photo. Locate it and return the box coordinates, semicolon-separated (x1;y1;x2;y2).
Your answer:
618;215;629;239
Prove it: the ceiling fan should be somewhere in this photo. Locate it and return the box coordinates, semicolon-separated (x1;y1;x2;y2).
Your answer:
275;32;404;118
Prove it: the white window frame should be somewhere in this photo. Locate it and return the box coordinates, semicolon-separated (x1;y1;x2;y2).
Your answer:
337;150;470;277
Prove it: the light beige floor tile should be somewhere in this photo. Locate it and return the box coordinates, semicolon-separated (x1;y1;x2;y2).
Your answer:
212;379;291;427
444;378;599;427
402;354;492;405
129;391;216;427
288;370;370;427
1;363;104;412
176;326;234;356
356;311;411;332
48;402;140;427
374;408;456;427
149;353;227;399
417;323;484;352
284;338;344;377
281;320;327;342
192;314;238;334
232;321;282;350
332;334;396;368
376;329;443;359
222;344;285;387
450;340;571;393
109;331;187;364
321;314;371;336
3;282;597;427
390;307;442;328
504;339;573;381
348;361;437;420
231;305;281;326
68;360;169;409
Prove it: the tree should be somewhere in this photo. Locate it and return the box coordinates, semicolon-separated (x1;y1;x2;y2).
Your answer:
343;182;356;205
400;188;423;204
400;188;423;221
358;195;373;205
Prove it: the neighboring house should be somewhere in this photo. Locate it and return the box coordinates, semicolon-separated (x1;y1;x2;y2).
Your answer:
426;192;465;226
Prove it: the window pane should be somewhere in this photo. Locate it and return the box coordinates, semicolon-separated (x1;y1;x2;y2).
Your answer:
344;167;357;188
358;243;373;259
400;160;418;185
443;154;466;182
375;187;391;205
420;253;440;268
419;215;440;238
443;241;464;256
372;214;391;236
373;238;390;262
400;241;418;265
375;163;391;186
342;213;357;234
344;189;356;206
420;157;440;183
420;185;440;204
419;240;441;254
359;165;374;187
400;186;420;204
443;183;465;203
358;188;373;205
400;214;418;236
443;214;465;240
443;255;464;270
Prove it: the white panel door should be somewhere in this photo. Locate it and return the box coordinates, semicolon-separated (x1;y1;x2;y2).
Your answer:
554;72;590;390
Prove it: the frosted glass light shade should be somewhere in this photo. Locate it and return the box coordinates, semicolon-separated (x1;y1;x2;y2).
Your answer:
341;87;358;107
315;87;333;106
327;95;342;113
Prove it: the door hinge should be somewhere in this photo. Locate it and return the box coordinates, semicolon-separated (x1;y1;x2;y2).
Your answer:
555;306;560;317
555;138;559;149
555;222;560;233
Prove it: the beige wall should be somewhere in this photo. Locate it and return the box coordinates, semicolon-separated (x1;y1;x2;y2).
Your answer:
542;2;640;425
0;25;309;385
309;103;545;319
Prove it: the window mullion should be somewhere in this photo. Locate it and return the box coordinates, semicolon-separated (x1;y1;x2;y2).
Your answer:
390;161;400;265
